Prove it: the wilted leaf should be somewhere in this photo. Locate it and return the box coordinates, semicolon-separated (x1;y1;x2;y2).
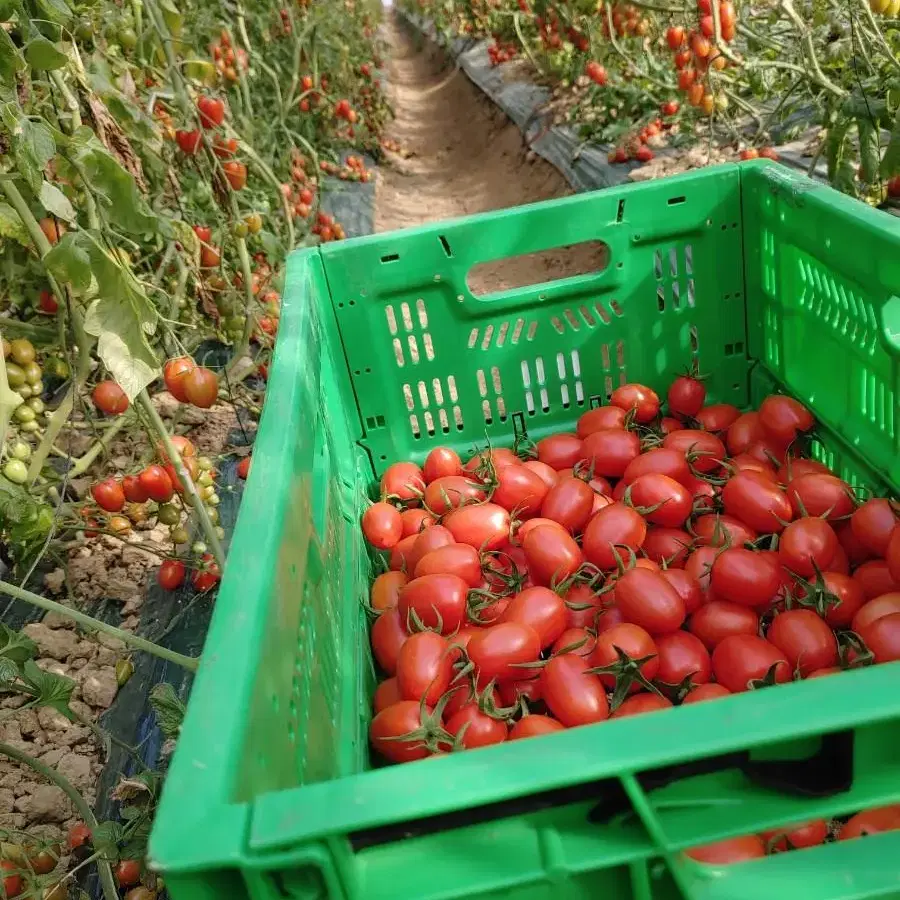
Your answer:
0;622;37;664
39;180;77;223
25;36;68;71
76;145;156;234
80;232;159;398
0;202;32;247
84;93;149;192
43;231;92;291
149;682;186;739
0;26;26;84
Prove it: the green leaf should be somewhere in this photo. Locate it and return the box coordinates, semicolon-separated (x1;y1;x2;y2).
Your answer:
0;202;32;247
20;659;75;715
149;683;186;739
91;820;125;861
7;114;57;194
0;25;26;84
38;180;76;222
80;231;159;398
24;36;68;70
0;622;37;664
43;231;92;291
76;146;157;235
858;118;880;184
881;104;900;178
34;0;73;26
0;656;19;684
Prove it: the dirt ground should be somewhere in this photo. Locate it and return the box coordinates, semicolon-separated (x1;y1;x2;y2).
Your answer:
0;400;239;856
376;15;607;292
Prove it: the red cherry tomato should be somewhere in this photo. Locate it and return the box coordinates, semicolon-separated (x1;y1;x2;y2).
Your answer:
158;559;186;590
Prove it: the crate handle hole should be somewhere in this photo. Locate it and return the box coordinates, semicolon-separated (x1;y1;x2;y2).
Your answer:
439;235;453;257
668;196;686;205
466;240;610;298
381;253;400;263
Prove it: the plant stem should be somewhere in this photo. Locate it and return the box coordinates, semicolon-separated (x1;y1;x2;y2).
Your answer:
49;70;100;229
240;142;296;247
226;235;257;376
779;0;847;99
0;741;120;900
136;391;226;569
0;580;200;671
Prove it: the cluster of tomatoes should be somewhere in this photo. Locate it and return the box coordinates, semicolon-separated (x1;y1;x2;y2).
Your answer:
602;2;651;39
84;419;222;592
173;95;247;191
210;28;249;84
360;371;900;781
684;804;900;864
487;39;519;66
319;155;372;184
664;0;735;116
607;112;675;165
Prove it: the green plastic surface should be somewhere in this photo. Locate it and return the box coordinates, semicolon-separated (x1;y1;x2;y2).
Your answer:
150;161;900;900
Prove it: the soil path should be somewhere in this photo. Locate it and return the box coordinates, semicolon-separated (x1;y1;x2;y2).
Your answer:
376;15;606;291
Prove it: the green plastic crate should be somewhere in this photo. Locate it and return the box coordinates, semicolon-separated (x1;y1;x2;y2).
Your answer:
150;161;900;900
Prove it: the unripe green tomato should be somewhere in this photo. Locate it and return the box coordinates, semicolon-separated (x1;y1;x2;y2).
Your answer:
47;358;70;379
191;541;207;555
9;338;35;365
225;316;244;332
75;20;94;41
170;526;189;544
24;361;42;385
6;363;25;387
197;456;213;471
3;459;28;484
30;381;44;397
198;471;214;487
119;26;138;49
10;440;31;461
157;504;181;526
201;484;215;500
15;383;32;398
27;397;44;414
19;421;40;433
232;221;250;239
178;298;188;309
206;492;220;506
215;526;225;540
207;507;219;525
14;405;35;423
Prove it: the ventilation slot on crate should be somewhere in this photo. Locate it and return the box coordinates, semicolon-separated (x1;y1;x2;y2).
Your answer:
386;299;435;367
860;370;895;440
797;254;878;355
477;366;507;425
599;340;627;398
404;376;460;439
654;245;694;312
521;358;550;415
470;318;537;349
556;350;584;408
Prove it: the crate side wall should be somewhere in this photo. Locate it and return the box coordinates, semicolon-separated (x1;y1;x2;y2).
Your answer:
742;163;900;491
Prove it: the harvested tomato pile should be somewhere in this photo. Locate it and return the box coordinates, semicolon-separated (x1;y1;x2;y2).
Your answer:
360;371;900;860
